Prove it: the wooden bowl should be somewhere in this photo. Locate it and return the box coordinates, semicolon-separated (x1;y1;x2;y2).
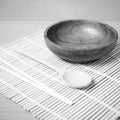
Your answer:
44;20;118;63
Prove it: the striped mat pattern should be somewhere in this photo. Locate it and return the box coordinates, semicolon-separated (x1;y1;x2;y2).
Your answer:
0;31;120;120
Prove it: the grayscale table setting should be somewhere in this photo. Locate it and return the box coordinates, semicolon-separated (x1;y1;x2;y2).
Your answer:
0;21;120;120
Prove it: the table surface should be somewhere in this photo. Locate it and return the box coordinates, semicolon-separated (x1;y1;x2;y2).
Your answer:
0;21;120;120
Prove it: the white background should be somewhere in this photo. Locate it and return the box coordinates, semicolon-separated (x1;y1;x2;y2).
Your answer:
0;0;120;21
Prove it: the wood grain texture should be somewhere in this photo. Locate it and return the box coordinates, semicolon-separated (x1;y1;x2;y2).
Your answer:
45;20;118;63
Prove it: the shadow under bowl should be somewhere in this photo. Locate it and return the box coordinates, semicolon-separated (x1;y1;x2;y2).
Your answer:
44;20;118;63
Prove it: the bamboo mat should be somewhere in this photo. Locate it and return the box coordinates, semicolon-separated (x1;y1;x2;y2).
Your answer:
0;31;120;120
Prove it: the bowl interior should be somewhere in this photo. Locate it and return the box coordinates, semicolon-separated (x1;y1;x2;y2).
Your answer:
46;20;117;50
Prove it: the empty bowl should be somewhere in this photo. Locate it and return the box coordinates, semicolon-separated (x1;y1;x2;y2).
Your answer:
44;20;118;63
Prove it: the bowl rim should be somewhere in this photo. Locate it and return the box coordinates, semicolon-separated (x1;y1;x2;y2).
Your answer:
44;19;118;51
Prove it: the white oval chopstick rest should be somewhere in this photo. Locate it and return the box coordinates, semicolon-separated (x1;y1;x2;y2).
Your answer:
62;70;92;89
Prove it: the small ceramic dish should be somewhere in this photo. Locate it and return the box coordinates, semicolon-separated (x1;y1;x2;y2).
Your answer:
44;20;118;63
